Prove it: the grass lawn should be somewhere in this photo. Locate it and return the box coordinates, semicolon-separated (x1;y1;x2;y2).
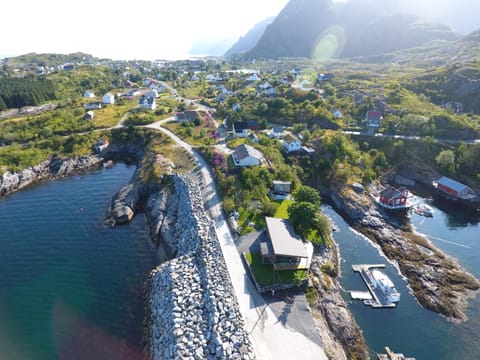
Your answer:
244;252;306;287
163;118;217;146
178;84;206;99
237;204;266;235
274;199;292;219
92;99;138;128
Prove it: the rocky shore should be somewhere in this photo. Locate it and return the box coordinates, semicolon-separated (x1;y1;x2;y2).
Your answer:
309;245;370;360
0;155;103;196
143;174;255;359
328;185;480;322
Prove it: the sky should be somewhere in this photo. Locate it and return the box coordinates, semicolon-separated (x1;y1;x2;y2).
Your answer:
1;0;290;60
1;0;477;61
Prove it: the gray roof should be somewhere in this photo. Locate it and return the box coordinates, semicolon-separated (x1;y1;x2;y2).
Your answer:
234;144;263;161
176;110;198;120
437;176;470;193
265;217;307;258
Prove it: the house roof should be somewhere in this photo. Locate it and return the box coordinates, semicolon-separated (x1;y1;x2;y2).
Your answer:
273;180;291;186
437;176;469;193
380;186;403;200
366;110;382;121
272;126;284;133
176;110;198;120
265;217;307;258
234;144;263;161
233;122;249;131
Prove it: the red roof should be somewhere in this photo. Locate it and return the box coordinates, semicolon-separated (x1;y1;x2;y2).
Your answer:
367;111;382;121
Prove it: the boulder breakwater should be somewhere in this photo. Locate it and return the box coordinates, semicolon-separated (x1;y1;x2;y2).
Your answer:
144;174;255;360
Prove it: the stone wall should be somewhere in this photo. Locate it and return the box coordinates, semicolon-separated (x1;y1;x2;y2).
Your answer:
145;174;255;360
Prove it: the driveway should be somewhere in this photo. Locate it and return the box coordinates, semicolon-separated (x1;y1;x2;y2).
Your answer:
237;231;325;348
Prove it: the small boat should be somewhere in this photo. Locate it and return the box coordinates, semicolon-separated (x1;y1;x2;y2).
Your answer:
413;204;434;217
103;160;114;168
370;269;401;303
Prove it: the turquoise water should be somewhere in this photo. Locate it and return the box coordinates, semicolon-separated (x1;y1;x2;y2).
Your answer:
0;164;161;360
324;203;480;360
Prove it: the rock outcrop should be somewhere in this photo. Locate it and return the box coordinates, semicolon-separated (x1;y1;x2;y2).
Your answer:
309;247;369;360
0;155;103;196
105;183;140;225
144;174;255;360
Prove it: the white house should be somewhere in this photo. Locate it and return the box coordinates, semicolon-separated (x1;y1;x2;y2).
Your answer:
283;139;302;153
94;139;109;153
232;144;263;167
232;122;250;138
265;87;277;97
83;90;95;98
258;82;271;90
269;126;284;139
247;73;260;82
333;109;343;118
84;111;95;120
102;92;115;105
139;96;156;110
145;89;159;99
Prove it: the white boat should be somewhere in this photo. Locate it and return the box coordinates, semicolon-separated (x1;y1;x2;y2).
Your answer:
370;269;401;303
413;204;434;217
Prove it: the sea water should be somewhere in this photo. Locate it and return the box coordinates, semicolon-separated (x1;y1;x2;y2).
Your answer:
0;163;161;360
323;203;480;360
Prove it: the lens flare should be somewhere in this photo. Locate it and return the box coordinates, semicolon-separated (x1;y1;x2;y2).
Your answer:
312;26;346;60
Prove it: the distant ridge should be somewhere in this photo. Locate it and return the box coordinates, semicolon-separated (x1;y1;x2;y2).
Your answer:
225;17;275;57
464;29;480;41
243;0;460;60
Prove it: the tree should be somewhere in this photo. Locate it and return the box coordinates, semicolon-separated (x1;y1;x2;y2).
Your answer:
435;149;456;175
293;185;321;207
316;213;331;242
288;201;318;237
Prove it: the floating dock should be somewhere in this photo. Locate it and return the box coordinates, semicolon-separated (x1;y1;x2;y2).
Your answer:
377;346;416;360
350;264;397;308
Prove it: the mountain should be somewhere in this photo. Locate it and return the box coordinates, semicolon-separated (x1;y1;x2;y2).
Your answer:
188;37;238;57
464;29;480;42
340;14;460;58
247;0;334;59
225;17;275;57
245;0;460;60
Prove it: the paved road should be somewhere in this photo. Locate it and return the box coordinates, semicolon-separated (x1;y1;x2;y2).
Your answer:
146;119;328;360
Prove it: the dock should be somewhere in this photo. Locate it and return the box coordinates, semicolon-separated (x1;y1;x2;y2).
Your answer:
377;346;416;360
350;264;397;308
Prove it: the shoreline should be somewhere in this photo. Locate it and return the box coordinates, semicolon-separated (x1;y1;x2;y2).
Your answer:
328;185;480;323
0;155;104;197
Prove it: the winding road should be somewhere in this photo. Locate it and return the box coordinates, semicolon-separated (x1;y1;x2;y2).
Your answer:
146;119;328;360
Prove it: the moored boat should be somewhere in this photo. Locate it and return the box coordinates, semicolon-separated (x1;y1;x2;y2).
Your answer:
413;204;434;217
370;269;401;303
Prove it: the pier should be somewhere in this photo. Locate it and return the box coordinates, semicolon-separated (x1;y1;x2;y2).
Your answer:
351;264;397;308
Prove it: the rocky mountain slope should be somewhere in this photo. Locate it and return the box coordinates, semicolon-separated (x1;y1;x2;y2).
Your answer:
225;17;274;57
241;0;459;59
